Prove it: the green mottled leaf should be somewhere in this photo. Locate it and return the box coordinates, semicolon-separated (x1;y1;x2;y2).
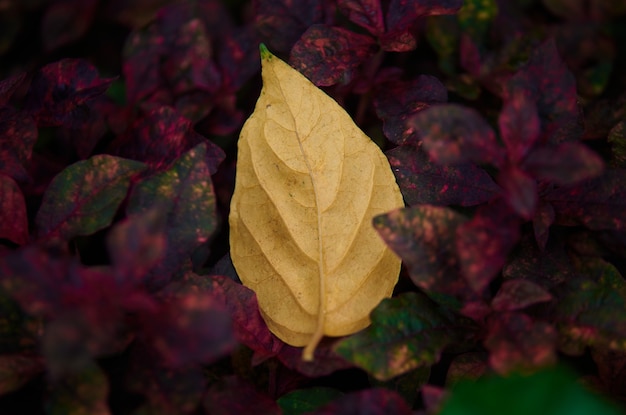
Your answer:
458;0;498;42
277;387;344;415
439;366;622;415
127;142;217;289
374;206;470;308
556;258;626;352
36;155;146;240
334;292;476;381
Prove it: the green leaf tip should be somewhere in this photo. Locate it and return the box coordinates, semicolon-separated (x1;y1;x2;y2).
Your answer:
259;43;272;60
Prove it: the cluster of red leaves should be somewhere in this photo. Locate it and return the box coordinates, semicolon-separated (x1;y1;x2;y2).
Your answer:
1;0;626;414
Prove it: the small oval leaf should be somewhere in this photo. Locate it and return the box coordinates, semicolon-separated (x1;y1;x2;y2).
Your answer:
229;46;404;360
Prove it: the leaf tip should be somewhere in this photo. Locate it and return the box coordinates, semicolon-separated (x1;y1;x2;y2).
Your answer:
259;43;272;60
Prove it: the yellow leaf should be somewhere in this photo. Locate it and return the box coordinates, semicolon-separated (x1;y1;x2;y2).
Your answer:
229;45;404;361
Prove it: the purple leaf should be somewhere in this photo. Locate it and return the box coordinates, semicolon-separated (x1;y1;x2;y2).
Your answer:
0;73;26;106
386;146;501;206
338;0;385;36
533;201;556;250
410;104;504;167
204;376;281;415
290;25;378;86
498;165;537;219
41;0;97;52
373;206;471;307
498;90;541;163
456;201;521;293
491;279;553;311
0;107;37;182
0;174;28;245
523;142;605;186
374;75;448;144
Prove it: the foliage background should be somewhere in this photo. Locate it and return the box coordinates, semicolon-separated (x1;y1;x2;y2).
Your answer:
1;0;626;413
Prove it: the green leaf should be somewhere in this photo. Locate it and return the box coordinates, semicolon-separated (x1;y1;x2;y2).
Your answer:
127;143;217;287
334;292;476;381
36;155;146;239
458;0;498;42
439;367;623;415
277;387;344;415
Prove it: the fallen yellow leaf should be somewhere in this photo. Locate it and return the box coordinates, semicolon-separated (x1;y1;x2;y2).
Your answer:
229;45;404;361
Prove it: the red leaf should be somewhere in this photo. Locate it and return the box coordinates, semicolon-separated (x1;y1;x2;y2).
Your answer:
383;0;463;52
504;38;581;144
374;206;472;307
491;279;553;311
524;142;605;186
106;209;167;285
484;312;557;374
374;75;448;144
456;202;520;293
290;25;377;86
498;91;541;163
277;340;353;378
498;165;537;219
0;174;28;245
0;107;37;182
212;275;284;362
338;0;384;36
139;291;235;368
410;104;504;167
254;0;332;53
41;0;97;52
545;169;626;231
109;106;225;173
0;73;26;106
204;376;281;415
308;388;412;415
25;59;116;128
386;146;501;207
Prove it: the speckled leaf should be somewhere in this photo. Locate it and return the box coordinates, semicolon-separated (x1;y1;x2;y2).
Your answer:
555;258;626;352
491;279;553;311
204;376;281;415
127;142;218;289
439;367;623;415
373;206;470;308
255;0;331;52
504;39;581;144
24;59;116;128
335;292;475;381
36;155;146;240
386;146;500;206
498;90;540;164
278;387;344;415
445;352;487;385
410;104;504;167
456;202;520;293
484;312;557;374
498;165;537;219
384;0;463;52
545;169;626;231
0;174;28;245
290;24;378;86
374;75;448;145
338;0;384;36
109;106;225;173
307;388;412;415
523;142;604;186
0;107;37;182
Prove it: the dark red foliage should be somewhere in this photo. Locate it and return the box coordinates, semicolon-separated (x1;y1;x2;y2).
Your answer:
2;0;626;412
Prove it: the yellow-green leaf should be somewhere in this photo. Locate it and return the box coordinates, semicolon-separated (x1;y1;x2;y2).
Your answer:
229;45;404;360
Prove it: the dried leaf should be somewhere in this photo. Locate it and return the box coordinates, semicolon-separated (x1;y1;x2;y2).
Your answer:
229;46;404;360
